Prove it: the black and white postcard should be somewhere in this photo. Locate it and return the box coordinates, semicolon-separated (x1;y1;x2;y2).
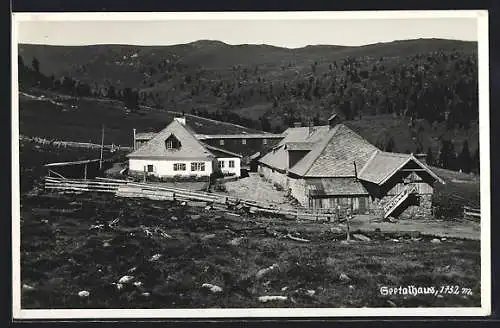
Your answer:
11;10;491;319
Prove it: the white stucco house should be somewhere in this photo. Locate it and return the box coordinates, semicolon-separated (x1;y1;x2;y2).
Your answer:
127;118;242;178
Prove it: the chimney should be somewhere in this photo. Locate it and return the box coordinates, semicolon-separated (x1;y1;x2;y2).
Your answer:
293;121;302;128
174;116;186;126
415;153;427;164
328;112;339;129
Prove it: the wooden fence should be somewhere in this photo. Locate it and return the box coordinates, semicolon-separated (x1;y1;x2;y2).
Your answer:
43;176;338;221
463;206;481;221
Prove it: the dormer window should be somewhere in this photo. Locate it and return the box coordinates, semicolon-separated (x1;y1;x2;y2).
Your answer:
165;134;181;150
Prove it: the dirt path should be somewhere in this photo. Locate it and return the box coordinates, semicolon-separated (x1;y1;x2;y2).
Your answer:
350;215;480;240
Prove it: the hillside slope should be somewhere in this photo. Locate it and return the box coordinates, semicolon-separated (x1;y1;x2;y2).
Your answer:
18;38;479;172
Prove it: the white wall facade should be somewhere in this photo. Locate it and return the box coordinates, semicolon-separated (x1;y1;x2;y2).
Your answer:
129;158;213;177
216;157;241;177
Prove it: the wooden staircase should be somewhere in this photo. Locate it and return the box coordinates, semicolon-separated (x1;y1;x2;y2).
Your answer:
383;184;417;218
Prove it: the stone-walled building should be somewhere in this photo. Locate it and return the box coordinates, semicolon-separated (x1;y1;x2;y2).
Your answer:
258;115;444;219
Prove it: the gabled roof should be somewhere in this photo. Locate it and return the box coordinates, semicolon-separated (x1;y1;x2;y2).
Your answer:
358;150;445;185
288;124;380;178
202;143;243;158
127;119;214;160
258;125;331;171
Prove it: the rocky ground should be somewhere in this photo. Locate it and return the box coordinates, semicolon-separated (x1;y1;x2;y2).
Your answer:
20;191;481;309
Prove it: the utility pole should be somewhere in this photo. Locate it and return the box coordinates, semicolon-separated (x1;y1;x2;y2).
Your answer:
99;124;105;170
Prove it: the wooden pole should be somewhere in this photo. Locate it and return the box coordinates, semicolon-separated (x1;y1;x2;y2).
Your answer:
143;166;147;183
133;128;136;151
99;124;105;170
84;163;87;180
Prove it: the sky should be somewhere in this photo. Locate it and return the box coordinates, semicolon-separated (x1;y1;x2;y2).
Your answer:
15;13;479;48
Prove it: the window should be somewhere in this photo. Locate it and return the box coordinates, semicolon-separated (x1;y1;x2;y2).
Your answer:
219;139;225;146
242;139;247;145
173;163;186;171
218;160;225;168
229;160;235;168
191;162;206;171
147;165;154;173
263;138;268;145
165;134;181;150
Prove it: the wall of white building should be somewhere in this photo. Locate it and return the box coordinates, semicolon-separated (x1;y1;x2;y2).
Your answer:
129;158;213;177
216;157;241;177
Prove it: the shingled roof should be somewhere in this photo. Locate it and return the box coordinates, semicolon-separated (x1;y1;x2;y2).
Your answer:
358;150;445;185
258;125;331;171
127;119;214;160
306;178;369;196
288;124;380;178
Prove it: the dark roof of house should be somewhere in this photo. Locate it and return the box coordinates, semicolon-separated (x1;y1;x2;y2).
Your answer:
288;124;380;178
127;119;215;160
258;125;331;171
306;178;369;196
195;133;283;140
135;132;157;140
358;150;445;185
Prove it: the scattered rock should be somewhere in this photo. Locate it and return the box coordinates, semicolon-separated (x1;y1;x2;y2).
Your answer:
339;273;351;282
391;239;400;243
170;216;178;221
141;292;150;297
103;242;111;248
306;290;316;297
256;263;280;280
201;234;216;241
22;284;35;291
202;283;223;293
340;240;350;245
204;205;213;211
437;294;444;298
89;224;105;230
228;237;245;246
387;300;397;307
180;201;187;206
281;286;289;292
78;290;90;298
118;275;134;284
128;266;137;273
149;254;162;262
190;214;202;220
114;283;124;290
348;285;355;290
133;281;143;287
330;227;343;234
431;238;441;244
353;233;371;242
441;237;447;241
258;295;287;303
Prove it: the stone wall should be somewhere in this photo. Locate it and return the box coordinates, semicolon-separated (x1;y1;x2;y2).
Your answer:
288;177;308;207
